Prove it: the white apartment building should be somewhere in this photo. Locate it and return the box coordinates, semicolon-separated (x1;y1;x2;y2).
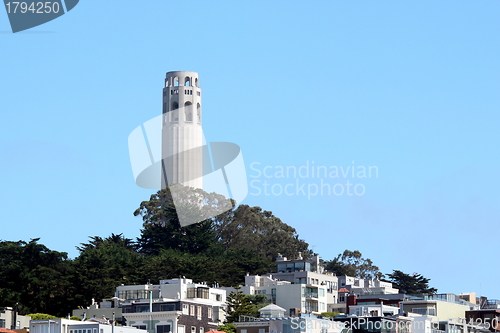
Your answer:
30;319;147;333
225;253;338;316
118;278;226;333
337;276;399;297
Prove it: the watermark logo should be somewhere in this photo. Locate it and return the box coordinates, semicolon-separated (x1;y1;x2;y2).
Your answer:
3;0;79;33
249;161;378;199
128;110;248;227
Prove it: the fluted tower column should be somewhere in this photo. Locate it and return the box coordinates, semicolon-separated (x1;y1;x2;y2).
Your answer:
161;71;203;189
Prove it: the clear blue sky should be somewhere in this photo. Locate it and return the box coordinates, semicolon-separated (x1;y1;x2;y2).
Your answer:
1;1;499;299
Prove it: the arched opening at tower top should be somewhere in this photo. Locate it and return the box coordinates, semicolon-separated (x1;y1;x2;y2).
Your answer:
185;77;191;86
173;77;179;86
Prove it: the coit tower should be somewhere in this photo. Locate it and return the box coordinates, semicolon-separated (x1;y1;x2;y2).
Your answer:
161;71;203;189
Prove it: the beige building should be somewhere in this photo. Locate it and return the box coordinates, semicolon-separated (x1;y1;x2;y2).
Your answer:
0;308;31;329
402;296;477;322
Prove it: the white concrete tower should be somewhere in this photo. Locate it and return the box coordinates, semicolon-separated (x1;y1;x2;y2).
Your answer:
161;71;203;189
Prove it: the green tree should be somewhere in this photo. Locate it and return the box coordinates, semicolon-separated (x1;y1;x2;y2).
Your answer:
214;205;312;261
224;291;255;323
73;234;143;307
324;250;382;279
217;323;236;333
134;187;224;256
0;239;76;316
320;311;340;318
26;313;58;320
386;270;437;294
247;294;270;314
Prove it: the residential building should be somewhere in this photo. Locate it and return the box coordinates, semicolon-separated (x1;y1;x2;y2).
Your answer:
225;253;338;316
235;305;342;333
72;298;123;324
466;309;500;332
0;308;31;329
401;294;478;321
337;276;399;296
29;319;147;333
119;278;226;333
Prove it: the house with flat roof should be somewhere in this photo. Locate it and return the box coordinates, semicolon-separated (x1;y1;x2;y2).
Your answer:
224;253;338;316
119;278;226;333
0;308;31;329
30;318;147;333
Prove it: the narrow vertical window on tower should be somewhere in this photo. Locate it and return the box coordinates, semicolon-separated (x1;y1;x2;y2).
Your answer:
185;102;193;122
195;78;198;87
196;103;201;123
172;102;179;122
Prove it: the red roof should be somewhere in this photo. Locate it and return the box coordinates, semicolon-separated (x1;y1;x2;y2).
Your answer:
338;288;350;293
0;328;17;333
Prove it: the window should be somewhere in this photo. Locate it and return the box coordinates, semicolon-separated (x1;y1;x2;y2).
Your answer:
160;304;176;311
191;327;196;333
117;290;150;299
185;77;191;86
241;330;247;333
178;326;185;333
411;308;436;316
182;304;189;315
136;305;150;312
190;305;195;316
185;102;193;122
199;328;203;333
196;104;201;122
197;288;209;299
208;307;212;319
259;329;265;333
197;306;202;319
134;327;147;331
157;325;171;333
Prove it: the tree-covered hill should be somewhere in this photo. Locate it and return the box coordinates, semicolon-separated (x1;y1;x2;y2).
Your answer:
0;187;311;316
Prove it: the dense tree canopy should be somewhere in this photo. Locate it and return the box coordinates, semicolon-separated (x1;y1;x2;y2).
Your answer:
73;234;143;304
214;204;312;261
324;250;383;279
0;239;76;316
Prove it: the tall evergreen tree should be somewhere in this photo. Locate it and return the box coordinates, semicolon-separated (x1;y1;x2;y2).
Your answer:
386;270;437;294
